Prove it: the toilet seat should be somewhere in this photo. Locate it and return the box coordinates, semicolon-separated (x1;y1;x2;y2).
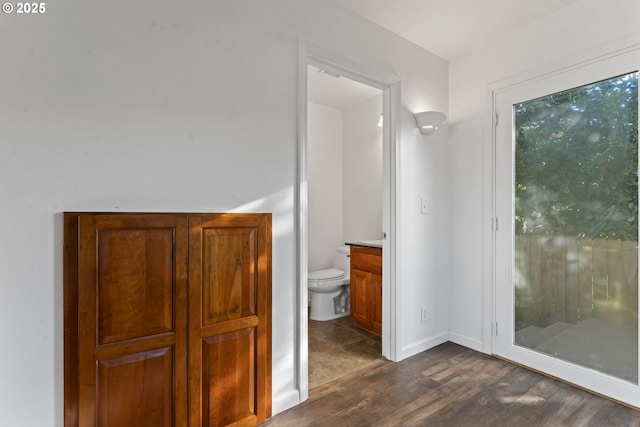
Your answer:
309;268;344;281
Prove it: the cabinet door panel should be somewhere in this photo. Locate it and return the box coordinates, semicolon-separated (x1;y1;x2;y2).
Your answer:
202;328;256;426
97;228;174;344
189;214;271;427
97;347;173;427
202;227;256;325
76;214;189;427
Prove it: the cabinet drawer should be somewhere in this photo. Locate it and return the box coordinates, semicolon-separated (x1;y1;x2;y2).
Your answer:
350;246;382;275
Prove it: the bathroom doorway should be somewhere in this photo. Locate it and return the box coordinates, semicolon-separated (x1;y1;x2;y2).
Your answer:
306;64;384;388
297;43;401;401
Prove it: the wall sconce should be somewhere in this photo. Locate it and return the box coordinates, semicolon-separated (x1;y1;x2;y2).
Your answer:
414;111;446;135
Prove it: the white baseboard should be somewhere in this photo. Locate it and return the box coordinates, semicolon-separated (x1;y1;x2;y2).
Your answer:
399;331;449;360
448;331;485;353
271;388;302;416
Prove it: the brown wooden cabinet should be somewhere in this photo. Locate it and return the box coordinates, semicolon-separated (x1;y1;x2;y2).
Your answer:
349;245;382;335
64;212;271;427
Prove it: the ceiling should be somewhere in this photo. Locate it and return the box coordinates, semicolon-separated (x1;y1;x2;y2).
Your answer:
309;0;583;110
331;0;582;61
307;65;382;111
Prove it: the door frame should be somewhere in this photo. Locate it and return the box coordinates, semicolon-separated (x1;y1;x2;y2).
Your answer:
484;34;640;408
295;40;401;402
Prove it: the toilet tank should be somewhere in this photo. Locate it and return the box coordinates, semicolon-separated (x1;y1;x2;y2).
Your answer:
334;246;351;273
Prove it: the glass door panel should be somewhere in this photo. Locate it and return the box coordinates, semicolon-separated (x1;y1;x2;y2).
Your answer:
513;72;638;384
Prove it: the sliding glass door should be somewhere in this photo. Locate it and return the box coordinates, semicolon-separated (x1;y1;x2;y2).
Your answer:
494;50;640;406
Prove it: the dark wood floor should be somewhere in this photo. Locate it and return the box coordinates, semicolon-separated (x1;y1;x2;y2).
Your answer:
308;315;383;388
262;334;640;426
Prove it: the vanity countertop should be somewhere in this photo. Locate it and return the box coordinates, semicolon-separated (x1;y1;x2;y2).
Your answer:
345;240;383;249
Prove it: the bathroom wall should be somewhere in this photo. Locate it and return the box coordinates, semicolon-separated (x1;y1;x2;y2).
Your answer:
308;102;344;271
343;93;383;243
307;93;383;271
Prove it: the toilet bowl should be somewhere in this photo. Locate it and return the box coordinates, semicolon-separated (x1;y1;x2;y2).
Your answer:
308;247;350;321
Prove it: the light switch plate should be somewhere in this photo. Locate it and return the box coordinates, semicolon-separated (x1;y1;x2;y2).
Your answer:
420;197;428;214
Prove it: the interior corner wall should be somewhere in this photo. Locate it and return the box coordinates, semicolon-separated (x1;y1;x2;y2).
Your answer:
448;0;640;353
342;93;384;244
0;0;449;424
308;102;344;271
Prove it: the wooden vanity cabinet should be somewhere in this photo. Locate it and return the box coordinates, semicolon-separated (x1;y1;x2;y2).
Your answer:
350;245;382;335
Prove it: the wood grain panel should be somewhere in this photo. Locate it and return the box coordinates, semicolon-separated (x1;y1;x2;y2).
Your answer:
72;213;189;427
64;214;80;427
371;273;383;335
351;269;370;328
202;328;256;427
350;245;383;335
189;214;271;427
66;212;269;427
350;246;382;275
97;347;173;427
97;228;174;344
202;227;256;325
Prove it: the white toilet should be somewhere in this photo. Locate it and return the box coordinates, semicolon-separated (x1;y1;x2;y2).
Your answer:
308;246;351;321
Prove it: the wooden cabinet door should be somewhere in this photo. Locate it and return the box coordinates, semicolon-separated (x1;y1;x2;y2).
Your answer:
188;214;272;427
65;212;272;427
371;273;383;335
75;214;189;427
350;246;382;335
351;269;370;328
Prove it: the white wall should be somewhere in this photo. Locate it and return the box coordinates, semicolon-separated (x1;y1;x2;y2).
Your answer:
308;93;383;271
448;0;640;352
308;102;343;271
343;93;383;243
0;0;449;425
399;105;451;357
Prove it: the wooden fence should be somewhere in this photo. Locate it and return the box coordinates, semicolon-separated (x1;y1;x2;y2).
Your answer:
515;235;638;330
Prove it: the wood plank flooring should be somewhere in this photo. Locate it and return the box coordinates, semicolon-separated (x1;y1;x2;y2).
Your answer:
261;318;640;427
308;315;383;388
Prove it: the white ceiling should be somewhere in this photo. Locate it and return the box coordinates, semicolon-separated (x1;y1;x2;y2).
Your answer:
309;0;583;109
331;0;582;60
307;65;382;111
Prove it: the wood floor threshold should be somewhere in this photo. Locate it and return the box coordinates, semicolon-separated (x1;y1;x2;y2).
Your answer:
492;353;640;412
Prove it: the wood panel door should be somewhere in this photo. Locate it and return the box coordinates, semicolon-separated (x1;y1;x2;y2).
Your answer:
65;212;272;427
73;214;189;427
188;214;271;427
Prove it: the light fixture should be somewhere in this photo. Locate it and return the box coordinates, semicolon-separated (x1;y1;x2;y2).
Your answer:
377;113;383;128
414;111;446;135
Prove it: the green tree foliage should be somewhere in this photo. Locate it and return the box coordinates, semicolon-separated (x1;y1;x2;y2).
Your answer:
515;72;639;240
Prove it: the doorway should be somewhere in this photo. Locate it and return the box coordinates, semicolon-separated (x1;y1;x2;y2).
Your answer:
296;42;401;402
306;64;383;388
493;47;640;407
